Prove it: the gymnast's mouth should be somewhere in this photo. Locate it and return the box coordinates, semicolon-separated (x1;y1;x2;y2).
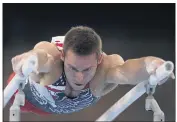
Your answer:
75;83;83;86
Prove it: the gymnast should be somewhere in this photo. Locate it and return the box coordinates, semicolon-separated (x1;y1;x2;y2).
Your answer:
8;26;175;115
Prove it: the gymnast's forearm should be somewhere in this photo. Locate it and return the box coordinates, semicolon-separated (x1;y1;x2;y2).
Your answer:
116;56;162;85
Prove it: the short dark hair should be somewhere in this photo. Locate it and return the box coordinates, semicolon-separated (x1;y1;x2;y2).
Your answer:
63;26;102;58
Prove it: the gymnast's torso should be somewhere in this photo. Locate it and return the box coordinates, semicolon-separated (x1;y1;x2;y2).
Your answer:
20;54;124;114
8;38;125;114
22;71;100;114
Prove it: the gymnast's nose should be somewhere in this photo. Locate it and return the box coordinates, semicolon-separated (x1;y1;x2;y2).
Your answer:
75;72;84;84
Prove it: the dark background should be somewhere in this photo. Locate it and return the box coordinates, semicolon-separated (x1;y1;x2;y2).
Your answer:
3;3;175;121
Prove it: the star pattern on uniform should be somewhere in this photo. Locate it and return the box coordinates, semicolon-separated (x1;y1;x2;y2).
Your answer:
52;72;66;86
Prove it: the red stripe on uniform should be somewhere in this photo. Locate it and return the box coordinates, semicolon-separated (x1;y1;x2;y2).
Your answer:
45;86;63;92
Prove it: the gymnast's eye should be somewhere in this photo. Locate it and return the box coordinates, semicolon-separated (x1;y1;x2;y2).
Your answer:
70;67;78;72
83;68;91;72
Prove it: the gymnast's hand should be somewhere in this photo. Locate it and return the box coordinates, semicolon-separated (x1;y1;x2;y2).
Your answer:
11;48;62;85
145;56;175;85
11;49;55;78
11;51;33;77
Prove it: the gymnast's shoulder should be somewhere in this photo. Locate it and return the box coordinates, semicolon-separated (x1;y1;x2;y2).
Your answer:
102;53;125;67
32;41;64;85
91;52;125;80
33;41;62;60
89;53;125;96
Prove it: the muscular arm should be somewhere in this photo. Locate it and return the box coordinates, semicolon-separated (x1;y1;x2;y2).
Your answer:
12;41;62;85
106;56;165;85
90;54;169;97
32;41;63;85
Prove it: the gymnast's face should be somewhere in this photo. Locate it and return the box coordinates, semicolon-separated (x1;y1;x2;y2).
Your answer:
61;49;102;90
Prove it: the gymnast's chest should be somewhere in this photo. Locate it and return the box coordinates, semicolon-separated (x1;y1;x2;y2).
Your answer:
26;77;99;114
28;73;95;103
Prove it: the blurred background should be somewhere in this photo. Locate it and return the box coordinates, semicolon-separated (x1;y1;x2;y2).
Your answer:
3;3;175;121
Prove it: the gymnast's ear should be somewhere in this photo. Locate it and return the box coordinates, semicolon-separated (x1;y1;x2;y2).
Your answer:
60;50;65;61
97;53;104;65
